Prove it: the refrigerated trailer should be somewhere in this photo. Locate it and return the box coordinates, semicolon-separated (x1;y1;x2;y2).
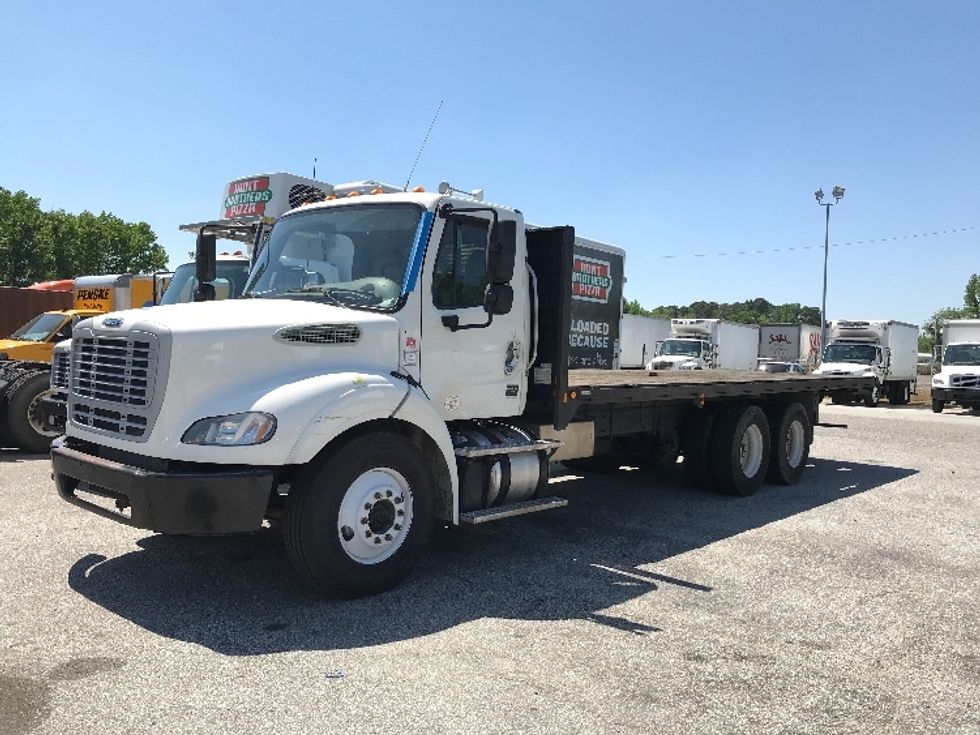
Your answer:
815;319;918;407
619;314;671;369
931;319;980;413
648;319;759;371
50;186;872;597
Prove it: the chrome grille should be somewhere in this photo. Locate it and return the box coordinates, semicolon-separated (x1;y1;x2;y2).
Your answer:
51;350;71;389
70;334;159;440
951;374;980;388
275;324;361;345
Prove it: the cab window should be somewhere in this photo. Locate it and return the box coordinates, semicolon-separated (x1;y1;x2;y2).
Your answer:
432;218;488;309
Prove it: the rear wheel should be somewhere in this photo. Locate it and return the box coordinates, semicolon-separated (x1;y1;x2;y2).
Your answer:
284;432;434;597
931;398;945;414
7;374;60;453
707;405;771;496
766;403;811;485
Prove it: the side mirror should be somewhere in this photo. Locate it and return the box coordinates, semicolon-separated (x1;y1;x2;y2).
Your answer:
484;283;513;315
195;231;217;284
487;220;517;283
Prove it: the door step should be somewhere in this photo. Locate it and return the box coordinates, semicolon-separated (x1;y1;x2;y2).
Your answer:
459;497;568;524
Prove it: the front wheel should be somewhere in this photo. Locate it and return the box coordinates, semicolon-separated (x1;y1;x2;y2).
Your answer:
863;384;881;408
931;398;945;414
284;432;434;597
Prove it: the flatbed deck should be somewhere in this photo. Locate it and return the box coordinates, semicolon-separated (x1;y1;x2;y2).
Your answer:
566;369;873;404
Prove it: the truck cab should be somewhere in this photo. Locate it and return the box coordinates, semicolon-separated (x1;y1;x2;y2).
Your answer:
0;309;98;363
648;337;712;370
930;321;980;413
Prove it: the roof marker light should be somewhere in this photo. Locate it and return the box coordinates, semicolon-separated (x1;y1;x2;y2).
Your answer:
347;191;360;197
413;186;426;193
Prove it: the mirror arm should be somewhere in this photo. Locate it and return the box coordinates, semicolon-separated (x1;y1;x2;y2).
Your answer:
441;314;494;332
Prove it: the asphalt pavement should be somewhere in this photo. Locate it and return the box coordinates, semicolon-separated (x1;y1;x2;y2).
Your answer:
1;402;978;734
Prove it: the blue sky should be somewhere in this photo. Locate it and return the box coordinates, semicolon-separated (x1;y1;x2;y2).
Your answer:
3;1;977;327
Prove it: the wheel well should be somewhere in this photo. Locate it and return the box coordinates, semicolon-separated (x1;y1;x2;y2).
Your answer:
306;418;454;523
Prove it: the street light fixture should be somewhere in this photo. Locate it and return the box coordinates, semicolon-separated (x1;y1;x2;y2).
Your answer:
815;185;845;362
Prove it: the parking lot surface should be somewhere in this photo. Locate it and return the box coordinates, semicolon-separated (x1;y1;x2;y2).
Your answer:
1;403;978;735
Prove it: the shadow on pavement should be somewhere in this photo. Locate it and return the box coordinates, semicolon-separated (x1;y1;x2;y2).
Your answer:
0;447;48;463
67;457;916;655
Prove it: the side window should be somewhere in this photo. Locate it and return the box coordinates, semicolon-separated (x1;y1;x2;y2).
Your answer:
432;218;488;309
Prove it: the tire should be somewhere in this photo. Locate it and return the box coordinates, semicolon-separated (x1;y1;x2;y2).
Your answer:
7;373;60;454
707;404;771;496
284;432;434;598
682;408;717;490
863;384;881;408
894;383;911;406
766;403;811;485
931;399;945;414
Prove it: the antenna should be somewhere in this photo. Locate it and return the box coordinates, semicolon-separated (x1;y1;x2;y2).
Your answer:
404;100;444;191
313;157;317;179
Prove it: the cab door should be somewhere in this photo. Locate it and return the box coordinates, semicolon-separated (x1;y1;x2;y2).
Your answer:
418;209;526;421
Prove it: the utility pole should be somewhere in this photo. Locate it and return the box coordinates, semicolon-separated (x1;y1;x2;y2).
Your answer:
815;185;845;361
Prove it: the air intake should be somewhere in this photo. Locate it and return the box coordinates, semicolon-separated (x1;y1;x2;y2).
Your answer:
275;324;361;345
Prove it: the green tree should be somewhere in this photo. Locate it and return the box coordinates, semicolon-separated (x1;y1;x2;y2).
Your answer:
0;188;45;285
964;273;980;318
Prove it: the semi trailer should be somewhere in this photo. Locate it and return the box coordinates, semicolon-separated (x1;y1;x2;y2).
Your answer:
647;318;759;371
931;319;980;413
51;184;872;597
815;319;918;407
619;314;671;369
758;323;822;371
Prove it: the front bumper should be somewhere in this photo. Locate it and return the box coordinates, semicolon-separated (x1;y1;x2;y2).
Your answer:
51;437;275;534
931;387;980;404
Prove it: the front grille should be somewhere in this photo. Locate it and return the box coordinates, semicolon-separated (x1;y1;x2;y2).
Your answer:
951;374;980;388
275;324;361;345
70;334;159;441
51;350;71;389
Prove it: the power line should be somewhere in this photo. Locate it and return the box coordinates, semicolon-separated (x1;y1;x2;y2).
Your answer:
658;225;977;259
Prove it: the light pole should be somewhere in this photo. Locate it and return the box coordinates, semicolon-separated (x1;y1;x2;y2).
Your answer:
815;185;845;362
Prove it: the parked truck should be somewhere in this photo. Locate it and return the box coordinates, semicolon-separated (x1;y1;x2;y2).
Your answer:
647;318;759;371
0;275;156;452
758;323;822;371
930;319;980;413
619;314;671;369
50;184;872;597
815;319;918;407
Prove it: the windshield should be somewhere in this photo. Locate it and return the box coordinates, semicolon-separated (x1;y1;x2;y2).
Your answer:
159;260;252;305
824;343;876;364
943;343;980;366
10;312;67;342
243;204;425;310
658;339;704;357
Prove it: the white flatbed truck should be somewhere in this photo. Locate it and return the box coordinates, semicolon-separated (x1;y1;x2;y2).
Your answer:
51;186;872;597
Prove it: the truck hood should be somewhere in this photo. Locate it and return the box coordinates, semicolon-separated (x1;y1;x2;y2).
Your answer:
815;362;874;376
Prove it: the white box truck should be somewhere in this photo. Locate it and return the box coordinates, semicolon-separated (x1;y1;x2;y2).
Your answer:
930;319;980;413
815;319;918;407
758;324;822;371
619;314;671;369
50;184;872;597
647;318;759;371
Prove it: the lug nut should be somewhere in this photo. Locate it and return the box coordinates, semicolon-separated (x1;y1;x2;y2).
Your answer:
394;496;403;504
374;537;382;545
385;490;393;498
360;517;368;524
365;530;373;538
397;509;405;517
384;534;392;541
374;492;382;500
364;503;372;511
393;524;401;531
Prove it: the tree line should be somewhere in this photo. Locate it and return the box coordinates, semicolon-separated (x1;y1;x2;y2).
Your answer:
0;187;168;286
624;297;821;326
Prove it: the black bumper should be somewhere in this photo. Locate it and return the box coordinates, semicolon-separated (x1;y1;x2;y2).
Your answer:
51;437;275;534
931;387;980;404
39;392;67;433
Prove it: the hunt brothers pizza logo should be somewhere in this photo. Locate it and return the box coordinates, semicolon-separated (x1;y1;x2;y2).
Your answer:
571;255;613;303
224;177;273;218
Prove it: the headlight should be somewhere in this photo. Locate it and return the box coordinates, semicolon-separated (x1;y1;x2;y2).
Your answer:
932;376;946;386
182;412;277;446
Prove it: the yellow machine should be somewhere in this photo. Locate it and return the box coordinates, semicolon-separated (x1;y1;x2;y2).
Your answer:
0;274;155;363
